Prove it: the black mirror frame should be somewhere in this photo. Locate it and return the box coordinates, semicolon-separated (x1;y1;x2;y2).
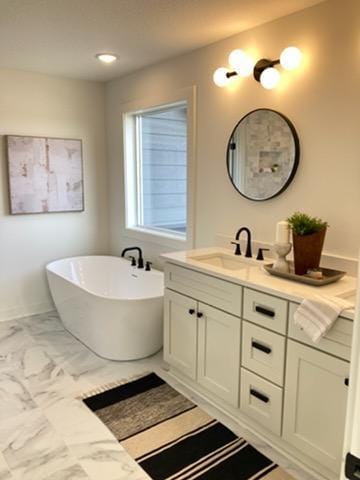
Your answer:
226;108;300;202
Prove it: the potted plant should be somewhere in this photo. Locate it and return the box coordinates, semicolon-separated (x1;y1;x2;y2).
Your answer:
287;212;329;275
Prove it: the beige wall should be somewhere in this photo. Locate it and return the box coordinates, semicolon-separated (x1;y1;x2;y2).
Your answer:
0;69;108;320
2;0;358;320
106;0;360;265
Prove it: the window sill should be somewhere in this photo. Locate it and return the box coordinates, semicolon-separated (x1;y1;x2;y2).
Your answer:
124;226;190;250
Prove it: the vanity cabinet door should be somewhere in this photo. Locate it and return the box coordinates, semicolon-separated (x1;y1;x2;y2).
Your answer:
164;289;198;380
283;340;349;475
197;303;241;406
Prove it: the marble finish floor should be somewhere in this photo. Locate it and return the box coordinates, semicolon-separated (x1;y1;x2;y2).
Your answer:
0;311;315;480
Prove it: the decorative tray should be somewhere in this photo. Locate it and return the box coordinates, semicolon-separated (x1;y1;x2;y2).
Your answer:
263;263;346;286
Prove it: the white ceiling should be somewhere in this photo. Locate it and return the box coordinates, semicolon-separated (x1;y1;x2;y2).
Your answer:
0;0;324;82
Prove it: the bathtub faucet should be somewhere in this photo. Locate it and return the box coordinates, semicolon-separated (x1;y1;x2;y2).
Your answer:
121;247;144;269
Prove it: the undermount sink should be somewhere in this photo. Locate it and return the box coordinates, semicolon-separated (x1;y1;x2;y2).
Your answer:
188;252;260;271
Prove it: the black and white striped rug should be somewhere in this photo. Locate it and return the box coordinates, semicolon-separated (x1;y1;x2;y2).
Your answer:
82;373;293;480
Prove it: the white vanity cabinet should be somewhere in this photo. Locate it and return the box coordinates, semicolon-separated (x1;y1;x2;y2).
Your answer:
163;261;353;480
164;289;198;379
197;303;241;406
283;340;349;474
163;263;242;406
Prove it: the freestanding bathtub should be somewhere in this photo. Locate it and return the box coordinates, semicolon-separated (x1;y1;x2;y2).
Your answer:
46;256;164;360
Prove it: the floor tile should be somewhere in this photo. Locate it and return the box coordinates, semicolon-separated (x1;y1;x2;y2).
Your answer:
10;447;76;480
19;311;65;336
70;440;149;480
0;325;33;373
0;469;13;480
0;312;313;480
41;463;90;480
44;397;116;445
0;408;73;479
0;454;13;480
0;372;37;420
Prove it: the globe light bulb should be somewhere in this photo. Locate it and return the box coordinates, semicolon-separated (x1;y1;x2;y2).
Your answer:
260;67;281;90
280;47;302;71
228;49;254;77
95;53;118;63
213;67;231;87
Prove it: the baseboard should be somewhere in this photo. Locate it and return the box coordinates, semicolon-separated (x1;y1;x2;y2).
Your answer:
0;300;55;322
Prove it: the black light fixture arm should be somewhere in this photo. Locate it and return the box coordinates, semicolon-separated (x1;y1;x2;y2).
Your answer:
225;71;238;79
253;58;280;82
225;57;280;83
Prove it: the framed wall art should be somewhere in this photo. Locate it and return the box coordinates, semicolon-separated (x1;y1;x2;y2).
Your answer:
6;135;84;214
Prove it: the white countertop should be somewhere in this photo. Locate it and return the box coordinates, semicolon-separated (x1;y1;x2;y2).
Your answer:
162;247;357;321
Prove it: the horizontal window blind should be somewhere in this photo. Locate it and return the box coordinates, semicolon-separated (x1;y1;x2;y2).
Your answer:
138;104;187;234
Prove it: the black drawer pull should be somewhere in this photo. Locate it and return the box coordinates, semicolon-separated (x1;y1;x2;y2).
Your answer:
197;312;203;318
345;377;349;387
255;305;275;318
250;388;269;403
188;309;195;315
251;341;272;354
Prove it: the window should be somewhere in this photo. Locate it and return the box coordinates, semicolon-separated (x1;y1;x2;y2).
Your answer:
124;101;189;240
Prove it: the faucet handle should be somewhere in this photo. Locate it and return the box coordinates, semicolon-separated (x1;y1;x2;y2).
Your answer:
129;256;137;266
231;241;241;256
145;261;152;271
256;248;270;261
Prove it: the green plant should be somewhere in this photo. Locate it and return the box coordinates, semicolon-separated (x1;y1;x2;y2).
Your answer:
287;212;328;236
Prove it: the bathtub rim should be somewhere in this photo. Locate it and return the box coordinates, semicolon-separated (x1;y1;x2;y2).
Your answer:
46;255;164;302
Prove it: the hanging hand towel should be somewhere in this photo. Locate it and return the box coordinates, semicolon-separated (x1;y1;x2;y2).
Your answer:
294;295;353;343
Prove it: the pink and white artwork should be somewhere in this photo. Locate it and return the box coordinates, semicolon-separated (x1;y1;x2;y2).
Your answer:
7;135;84;214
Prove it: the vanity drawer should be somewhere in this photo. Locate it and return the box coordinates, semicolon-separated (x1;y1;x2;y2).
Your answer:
165;263;242;316
243;288;288;334
288;303;353;361
240;368;283;436
242;321;286;386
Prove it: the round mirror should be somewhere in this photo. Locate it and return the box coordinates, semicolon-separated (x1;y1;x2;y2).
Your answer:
227;109;299;201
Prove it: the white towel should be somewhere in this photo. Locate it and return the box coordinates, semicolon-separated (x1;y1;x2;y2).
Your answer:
294;295;353;343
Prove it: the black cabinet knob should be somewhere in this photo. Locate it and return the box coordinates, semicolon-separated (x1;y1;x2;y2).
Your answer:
197;312;203;318
188;309;195;315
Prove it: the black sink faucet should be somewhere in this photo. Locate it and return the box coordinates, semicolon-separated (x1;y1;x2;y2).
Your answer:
121;246;144;268
232;227;252;258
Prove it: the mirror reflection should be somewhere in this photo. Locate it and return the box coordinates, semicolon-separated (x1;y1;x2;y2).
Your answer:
227;109;299;201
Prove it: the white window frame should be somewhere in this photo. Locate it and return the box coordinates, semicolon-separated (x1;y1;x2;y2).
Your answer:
122;87;196;250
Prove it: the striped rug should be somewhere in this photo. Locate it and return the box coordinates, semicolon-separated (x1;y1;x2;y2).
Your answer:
82;373;293;480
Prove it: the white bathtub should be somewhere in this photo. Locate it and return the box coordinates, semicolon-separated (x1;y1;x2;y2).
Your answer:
46;256;164;360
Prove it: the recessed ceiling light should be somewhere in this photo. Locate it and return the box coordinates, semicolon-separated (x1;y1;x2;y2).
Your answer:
95;53;118;64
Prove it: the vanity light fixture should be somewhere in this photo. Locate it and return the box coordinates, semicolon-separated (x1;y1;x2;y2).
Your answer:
95;53;118;63
213;46;302;89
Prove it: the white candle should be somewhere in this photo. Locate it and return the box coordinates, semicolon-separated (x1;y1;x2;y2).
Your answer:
276;220;290;244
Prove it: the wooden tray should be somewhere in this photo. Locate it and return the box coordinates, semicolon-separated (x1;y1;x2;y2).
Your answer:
263;263;346;286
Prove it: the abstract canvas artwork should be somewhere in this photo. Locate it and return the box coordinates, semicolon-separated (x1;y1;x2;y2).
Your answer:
6;135;84;214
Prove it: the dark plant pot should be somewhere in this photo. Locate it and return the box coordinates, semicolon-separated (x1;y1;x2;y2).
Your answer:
292;228;327;276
